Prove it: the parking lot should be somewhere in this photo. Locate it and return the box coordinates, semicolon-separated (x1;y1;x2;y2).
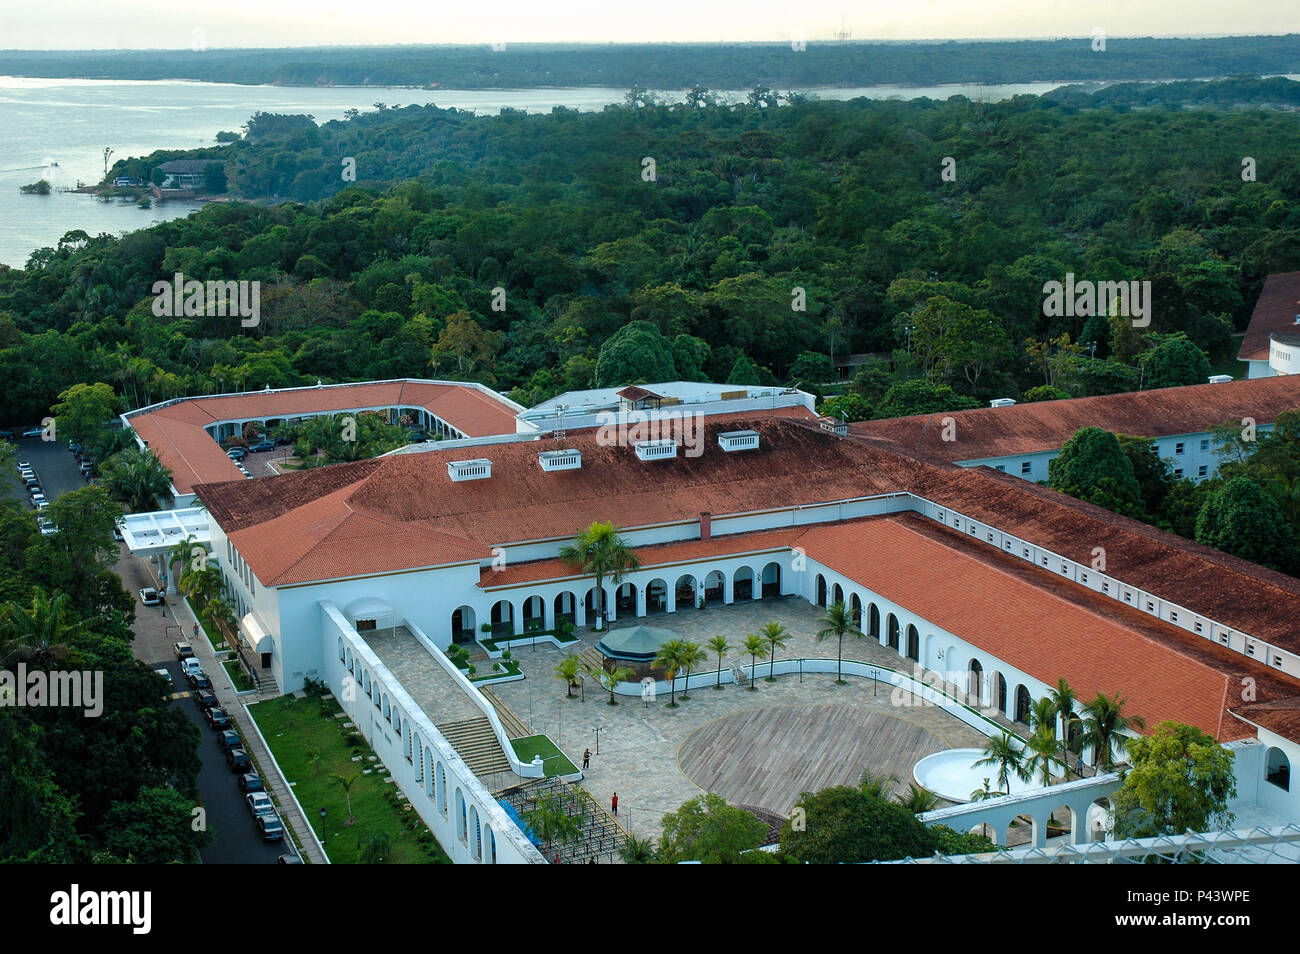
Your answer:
2;435;87;511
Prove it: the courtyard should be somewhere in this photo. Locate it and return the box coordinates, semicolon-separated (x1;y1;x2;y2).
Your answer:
488;596;988;840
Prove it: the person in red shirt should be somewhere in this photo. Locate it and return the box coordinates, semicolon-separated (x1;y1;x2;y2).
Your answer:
611;792;618;816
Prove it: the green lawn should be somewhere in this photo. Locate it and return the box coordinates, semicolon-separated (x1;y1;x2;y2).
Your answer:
470;658;522;682
510;734;579;776
247;693;451;864
222;658;254;692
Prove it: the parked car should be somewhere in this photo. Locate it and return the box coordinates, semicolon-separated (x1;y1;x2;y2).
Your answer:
68;442;82;453
189;673;213;694
29;493;46;508
276;852;303;864
37;517;57;536
227;748;252;773
21;427;45;438
112;522;124;542
23;477;39;490
225;447;247;461
78;461;93;475
247;440;276;453
196;690;219;711
180;656;203;677
246;791;276;818
140;587;165;606
18;467;34;479
14;459;30;470
35;500;50;512
239;772;264;794
153;667;176;688
219;729;242;751
256;813;285;841
207;707;232;730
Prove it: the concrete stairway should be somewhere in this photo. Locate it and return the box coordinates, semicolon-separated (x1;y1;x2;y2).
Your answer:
480;687;530;739
437;715;512;778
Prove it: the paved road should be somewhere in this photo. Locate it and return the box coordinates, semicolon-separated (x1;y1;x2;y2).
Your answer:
2;435;86;508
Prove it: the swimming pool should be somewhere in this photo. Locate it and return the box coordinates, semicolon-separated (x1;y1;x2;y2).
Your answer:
913;747;1048;803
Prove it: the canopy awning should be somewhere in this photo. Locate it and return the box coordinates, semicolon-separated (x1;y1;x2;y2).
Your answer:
240;613;274;654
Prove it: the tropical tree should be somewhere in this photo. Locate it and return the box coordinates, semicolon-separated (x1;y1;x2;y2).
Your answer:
1048;678;1079;777
584;661;634;705
975;731;1028;795
100;446;174;513
0;587;87;668
675;640;707;702
707;634;730;690
1110;721;1236;838
619;834;658;864
896;782;940;814
816;600;862;684
741;634;768;690
558;522;641;631
859;770;899;798
331;771;360;825
657;793;767;864
653;639;686;707
524;792;584;849
555;654;582;699
759;621;791;682
1079;692;1146;772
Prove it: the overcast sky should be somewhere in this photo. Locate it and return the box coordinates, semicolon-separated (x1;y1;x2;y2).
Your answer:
1;0;1296;49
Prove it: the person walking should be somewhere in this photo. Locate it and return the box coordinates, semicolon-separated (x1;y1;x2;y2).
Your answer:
611;792;618;816
582;748;591;770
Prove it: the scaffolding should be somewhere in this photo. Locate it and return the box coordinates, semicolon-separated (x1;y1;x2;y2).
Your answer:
496;777;629;864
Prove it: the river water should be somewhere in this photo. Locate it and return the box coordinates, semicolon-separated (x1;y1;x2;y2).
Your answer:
0;74;1269;268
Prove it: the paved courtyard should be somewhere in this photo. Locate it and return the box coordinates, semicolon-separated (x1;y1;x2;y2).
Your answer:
489;597;987;839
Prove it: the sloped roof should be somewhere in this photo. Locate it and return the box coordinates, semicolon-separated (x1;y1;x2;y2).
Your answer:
849;375;1300;463
1239;271;1300;361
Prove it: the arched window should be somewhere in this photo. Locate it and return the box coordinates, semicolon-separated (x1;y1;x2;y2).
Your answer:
1267;747;1291;791
1014;685;1032;725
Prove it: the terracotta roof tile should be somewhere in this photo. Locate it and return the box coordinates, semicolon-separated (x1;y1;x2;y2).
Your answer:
1239;271;1300;361
849;375;1300;462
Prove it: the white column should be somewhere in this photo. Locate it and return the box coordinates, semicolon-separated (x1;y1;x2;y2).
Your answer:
544;595;556;631
723;571;734;605
636;586;646;618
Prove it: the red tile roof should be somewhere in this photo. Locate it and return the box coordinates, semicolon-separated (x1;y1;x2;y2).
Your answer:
1239;271;1300;361
125;380;523;494
1230;698;1300;741
849;375;1300;463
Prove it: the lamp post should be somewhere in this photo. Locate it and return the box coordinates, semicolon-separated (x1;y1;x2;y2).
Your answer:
594;725;601;755
318;807;327;846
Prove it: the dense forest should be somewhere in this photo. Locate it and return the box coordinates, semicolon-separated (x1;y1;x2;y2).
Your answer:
4;78;1298;430
1;35;1299;89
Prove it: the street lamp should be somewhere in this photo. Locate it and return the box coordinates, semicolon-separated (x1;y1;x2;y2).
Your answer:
594;725;601;755
318;807;327;846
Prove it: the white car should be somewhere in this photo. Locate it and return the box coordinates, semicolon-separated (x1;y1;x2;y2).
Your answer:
37;517;57;536
181;657;203;679
139;587;165;606
246;792;276;819
15;460;30;470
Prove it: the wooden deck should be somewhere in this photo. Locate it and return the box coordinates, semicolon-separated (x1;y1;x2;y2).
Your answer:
677;703;951;814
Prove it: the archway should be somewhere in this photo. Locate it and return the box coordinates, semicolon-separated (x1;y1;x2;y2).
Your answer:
815;574;827;607
1267;747;1291;791
831;582;844;607
733;566;755;600
455;788;467;842
616;582;637;616
674;574;698;609
451;605;476;643
868;603;880;640
436;762;447;814
905;623;919;662
849;593;862;628
968;659;984;705
761;561;781;598
994;672;1007;715
887;613;900;651
703;570;725;603
646;578;668;614
490;599;513;635
554;591;577;625
522;595;544;630
1014;685;1032;725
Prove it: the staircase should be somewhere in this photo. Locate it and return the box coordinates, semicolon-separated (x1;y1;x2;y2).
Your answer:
731;661;749;688
480;687;530;739
437;715;512;778
578;647;605;671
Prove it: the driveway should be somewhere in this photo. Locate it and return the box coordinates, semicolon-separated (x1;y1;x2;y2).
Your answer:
2;435;86;508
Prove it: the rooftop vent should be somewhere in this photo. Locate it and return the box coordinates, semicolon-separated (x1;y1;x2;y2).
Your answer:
539;449;582;472
989;398;1017;408
1207;374;1233;384
447;459;491;482
718;430;760;452
634;439;677;461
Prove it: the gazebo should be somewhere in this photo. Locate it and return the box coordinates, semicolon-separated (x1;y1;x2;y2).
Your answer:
594;624;679;679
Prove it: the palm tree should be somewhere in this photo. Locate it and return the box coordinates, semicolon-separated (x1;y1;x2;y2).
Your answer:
741;634;768;690
975;731;1029;795
619;834;657;864
1079;692;1146;772
654;639;686;707
706;635;730;690
675;640;707;702
331;771;360;825
1024;723;1061;790
101;446;174;513
860;770;898;798
816;601;861;685
896;782;940;814
555;654;582;698
558;521;641;631
1048;677;1079;778
0;588;87;668
584;661;635;706
759;621;790;682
